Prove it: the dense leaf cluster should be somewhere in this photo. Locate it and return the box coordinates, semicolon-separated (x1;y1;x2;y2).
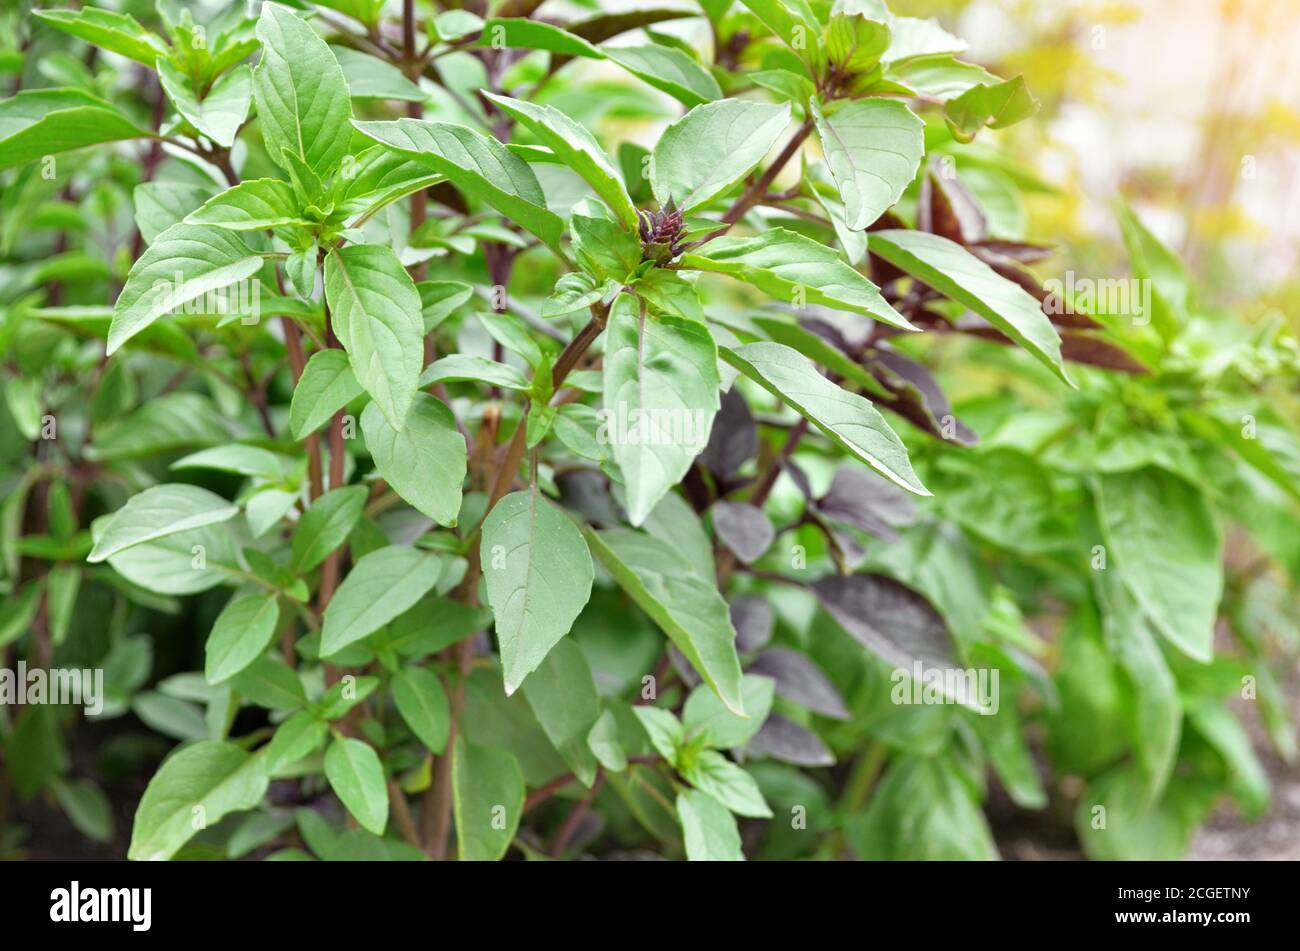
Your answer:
1;0;1296;862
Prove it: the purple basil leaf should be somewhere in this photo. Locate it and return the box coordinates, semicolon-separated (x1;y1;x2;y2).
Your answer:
710;500;774;564
969;238;1054;263
803;307;875;355
817;467;916;542
812;573;960;675
783;459;814;498
869;348;978;446
1059;333;1149;374
747;647;850;719
730;595;774;654
557;469;624;526
697;388;756;478
744;714;834;767
919;169;987;245
667;643;703;689
823;523;867;574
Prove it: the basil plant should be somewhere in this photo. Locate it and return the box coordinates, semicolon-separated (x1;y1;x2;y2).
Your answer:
0;0;1294;863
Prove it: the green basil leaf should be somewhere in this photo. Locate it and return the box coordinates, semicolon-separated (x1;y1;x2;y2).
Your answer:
943;75;1038;142
265;710;329;771
33;8;167;67
632;705;685;763
134;181;217;245
811;97;923;231
586;709;628;773
171;445;291;479
452;738;524;861
291;485;369;573
848;754;996;860
652;99;791;213
677;789;744;860
520;638;601;787
419;354;530;391
186;178;307;231
570;211;642;283
868;228;1069;383
332;45;425;101
584;527;745;716
87;484;239;563
484;92;637;230
361;394;467;526
735;0;823;75
681;228;911;329
252;2;352;175
320;545;442;657
352;117;564;251
324;736;388;835
679;749;772;817
1096;467;1222;663
721;342;928;495
416;280;474;332
392;666;451;753
606;45;721;107
0;89;148;171
826;10;890;74
475;17;604;58
128;741;269;860
325;244;423;430
481;487;594;695
158;59;252;148
289;349;363;440
603;294;720;525
205;592;281;684
886;53;999;100
232;657;308;710
107;222;263;354
683;674;775;748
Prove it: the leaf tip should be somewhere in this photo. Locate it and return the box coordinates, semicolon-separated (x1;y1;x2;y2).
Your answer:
720;692;746;718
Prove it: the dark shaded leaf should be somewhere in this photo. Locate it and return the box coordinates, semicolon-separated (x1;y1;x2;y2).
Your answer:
730;595;774;654
709;501;774;564
813;573;969;702
918;168;986;244
867;347;978;446
744;714;835;766
667;643;703;690
966;245;1101;330
747;647;850;719
816;466;918;542
697;388;757;479
568;9;697;46
1059;332;1150;374
970;238;1054;263
557;469;623;527
802;307;876;356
